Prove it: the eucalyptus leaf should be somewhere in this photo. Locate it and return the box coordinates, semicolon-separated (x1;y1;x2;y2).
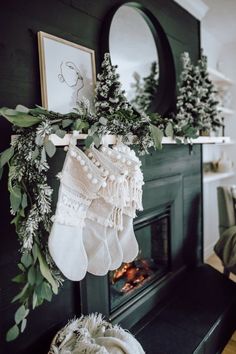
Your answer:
12;284;29;303
0;167;3;180
21;318;27;333
15;105;29;113
12;273;26;283
6;324;19;342
0;146;14;168
11;211;22;230
85;135;94;149
21;253;33;268
21;193;28;209
41;281;53;301
29;105;47;114
51;124;59;133
35;267;44;285
19;208;25;217
175;138;182;144
10;186;22;212
32;244;38;264
17;263;25;272
44;140;56;158
165;123;174;138
62;119;73;128
15;305;26;324
93;134;102;148
36;245;58;294
0;107;42;127
99;117;108;126
150;124;163;150
4;109;17;116
27;266;36;285
89;124;98;135
32;292;38;309
55;129;66;139
73;119;88;131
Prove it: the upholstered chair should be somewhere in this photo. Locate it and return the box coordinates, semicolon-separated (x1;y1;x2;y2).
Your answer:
215;185;236;276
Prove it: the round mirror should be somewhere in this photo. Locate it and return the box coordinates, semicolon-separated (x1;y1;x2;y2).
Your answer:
109;5;159;112
105;3;176;115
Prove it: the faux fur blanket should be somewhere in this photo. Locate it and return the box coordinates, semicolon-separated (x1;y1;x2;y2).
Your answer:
49;313;145;354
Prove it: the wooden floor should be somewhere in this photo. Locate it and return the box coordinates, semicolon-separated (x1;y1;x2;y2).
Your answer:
206;253;236;353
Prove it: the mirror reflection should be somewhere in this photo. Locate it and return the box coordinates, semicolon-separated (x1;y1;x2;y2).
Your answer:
109;5;159;112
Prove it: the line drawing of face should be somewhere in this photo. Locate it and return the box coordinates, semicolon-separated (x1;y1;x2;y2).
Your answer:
58;61;84;93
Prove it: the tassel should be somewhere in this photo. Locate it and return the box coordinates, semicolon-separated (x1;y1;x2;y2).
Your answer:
99;178;129;209
109;207;123;230
126;176;143;211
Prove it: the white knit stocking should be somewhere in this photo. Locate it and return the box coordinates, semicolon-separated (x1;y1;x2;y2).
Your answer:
49;144;106;281
83;198;123;275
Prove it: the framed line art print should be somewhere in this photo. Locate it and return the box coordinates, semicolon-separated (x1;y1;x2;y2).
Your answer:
38;31;96;114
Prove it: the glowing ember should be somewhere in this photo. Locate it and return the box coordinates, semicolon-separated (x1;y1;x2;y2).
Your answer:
111;258;157;294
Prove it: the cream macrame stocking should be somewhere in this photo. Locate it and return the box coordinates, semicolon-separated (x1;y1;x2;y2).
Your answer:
49;144;106;281
85;148;130;274
86;146;129;211
101;143;144;263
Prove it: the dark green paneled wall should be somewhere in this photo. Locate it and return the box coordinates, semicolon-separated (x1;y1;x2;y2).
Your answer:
0;1;201;353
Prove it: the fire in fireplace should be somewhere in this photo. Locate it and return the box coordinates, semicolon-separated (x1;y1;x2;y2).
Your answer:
109;212;170;311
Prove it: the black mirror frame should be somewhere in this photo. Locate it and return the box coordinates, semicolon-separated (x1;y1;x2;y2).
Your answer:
100;2;176;116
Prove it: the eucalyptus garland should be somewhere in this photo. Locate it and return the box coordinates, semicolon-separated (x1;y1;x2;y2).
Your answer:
0;104;91;341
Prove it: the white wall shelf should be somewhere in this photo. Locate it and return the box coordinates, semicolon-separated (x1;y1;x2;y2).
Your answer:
208;67;234;85
203;171;235;183
218;106;235;115
162;136;231;145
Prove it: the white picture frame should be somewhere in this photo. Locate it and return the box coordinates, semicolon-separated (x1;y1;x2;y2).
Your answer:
38;31;96;114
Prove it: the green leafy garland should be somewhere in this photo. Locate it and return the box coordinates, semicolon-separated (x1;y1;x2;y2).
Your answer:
0;104;91;341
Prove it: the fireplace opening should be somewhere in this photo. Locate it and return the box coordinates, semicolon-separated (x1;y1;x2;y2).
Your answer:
109;211;170;312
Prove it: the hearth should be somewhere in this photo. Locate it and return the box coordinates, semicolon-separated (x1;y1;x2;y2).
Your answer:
80;175;184;330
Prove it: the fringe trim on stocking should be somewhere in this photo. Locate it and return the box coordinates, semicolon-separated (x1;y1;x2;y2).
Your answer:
109;207;123;231
99;178;129;209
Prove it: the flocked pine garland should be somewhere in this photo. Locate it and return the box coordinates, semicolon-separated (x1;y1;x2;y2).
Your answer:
0;51;221;341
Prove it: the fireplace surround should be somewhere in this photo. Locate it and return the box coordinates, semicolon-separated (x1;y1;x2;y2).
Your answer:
80;174;184;329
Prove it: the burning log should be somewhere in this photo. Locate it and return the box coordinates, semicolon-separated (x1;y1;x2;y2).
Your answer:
111;258;157;295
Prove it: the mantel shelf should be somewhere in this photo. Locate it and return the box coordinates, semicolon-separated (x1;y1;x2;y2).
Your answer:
49;135;232;146
203;171;235;183
11;134;232;146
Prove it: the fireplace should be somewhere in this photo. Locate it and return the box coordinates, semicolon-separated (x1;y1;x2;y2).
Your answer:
110;211;170;312
80;174;184;330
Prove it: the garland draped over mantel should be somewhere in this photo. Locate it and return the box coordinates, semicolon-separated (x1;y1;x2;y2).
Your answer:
0;51;222;341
